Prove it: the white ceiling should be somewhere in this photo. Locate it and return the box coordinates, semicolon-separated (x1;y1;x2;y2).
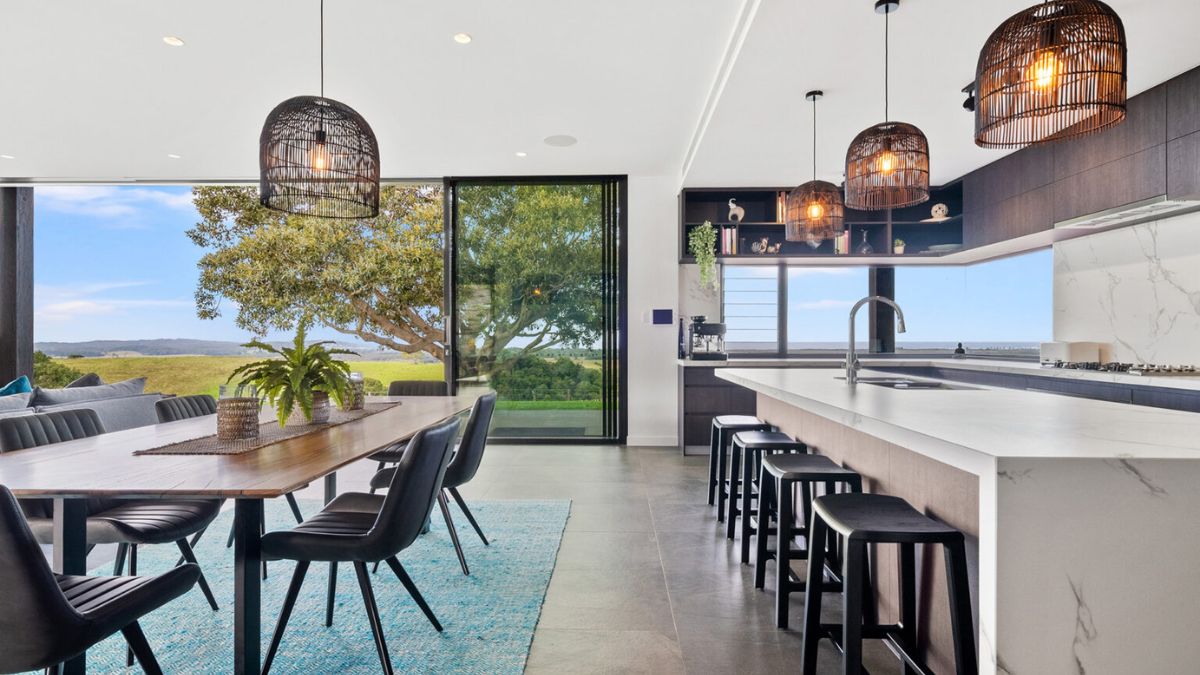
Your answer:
0;0;740;181
1;1;1198;185
685;0;1200;187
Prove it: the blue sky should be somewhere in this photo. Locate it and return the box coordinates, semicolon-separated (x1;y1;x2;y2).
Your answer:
33;185;342;343
33;185;1052;346
728;250;1052;347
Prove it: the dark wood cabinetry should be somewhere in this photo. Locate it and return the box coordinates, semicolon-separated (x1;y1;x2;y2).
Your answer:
680;366;757;449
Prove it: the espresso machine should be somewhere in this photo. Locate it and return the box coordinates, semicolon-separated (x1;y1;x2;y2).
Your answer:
687;316;727;361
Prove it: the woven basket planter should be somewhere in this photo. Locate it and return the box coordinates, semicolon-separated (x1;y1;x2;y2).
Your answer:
288;391;331;426
217;398;260;441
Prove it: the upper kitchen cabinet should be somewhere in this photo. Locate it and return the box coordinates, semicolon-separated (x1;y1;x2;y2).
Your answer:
1167;67;1200;199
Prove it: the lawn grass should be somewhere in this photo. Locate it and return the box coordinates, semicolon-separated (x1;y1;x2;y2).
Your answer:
64;355;442;398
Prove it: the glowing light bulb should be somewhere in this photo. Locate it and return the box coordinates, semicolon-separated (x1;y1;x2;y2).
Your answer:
878;151;896;175
807;202;824;220
1031;50;1059;90
532;287;543;297
310;143;330;172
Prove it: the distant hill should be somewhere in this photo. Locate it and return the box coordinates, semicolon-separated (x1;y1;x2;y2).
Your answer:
34;338;436;361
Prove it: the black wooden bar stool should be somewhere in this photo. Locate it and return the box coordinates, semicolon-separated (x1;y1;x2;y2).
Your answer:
706;415;771;522
754;453;863;629
728;430;806;545
800;493;977;675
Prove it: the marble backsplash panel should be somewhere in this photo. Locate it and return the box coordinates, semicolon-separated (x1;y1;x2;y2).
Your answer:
1054;211;1200;364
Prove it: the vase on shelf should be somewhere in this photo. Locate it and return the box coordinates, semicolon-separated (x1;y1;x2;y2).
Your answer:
856;230;874;255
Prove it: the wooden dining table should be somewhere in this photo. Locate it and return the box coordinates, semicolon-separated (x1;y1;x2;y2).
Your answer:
0;394;476;674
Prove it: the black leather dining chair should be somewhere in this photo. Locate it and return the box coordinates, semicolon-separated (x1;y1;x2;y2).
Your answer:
367;380;450;470
260;417;461;675
0;484;201;675
370;392;497;575
154;394;305;563
0;410;222;618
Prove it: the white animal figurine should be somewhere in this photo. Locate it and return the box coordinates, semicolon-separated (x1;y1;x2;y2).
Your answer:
727;198;745;224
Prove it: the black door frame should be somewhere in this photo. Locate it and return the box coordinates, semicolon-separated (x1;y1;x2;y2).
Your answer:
443;175;628;445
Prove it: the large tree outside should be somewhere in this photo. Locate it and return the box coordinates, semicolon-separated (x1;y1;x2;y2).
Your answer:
189;183;611;430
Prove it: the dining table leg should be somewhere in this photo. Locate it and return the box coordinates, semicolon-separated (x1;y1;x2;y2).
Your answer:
53;498;87;675
233;498;264;675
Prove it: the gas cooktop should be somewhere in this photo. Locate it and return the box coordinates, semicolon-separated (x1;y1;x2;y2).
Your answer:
1042;361;1200;375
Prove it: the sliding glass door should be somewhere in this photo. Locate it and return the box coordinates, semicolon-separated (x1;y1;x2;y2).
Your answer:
445;177;626;442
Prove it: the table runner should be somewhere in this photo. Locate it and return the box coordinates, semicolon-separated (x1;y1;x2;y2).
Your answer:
133;402;400;456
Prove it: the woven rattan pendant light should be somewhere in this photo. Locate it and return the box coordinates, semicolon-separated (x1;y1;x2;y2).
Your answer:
844;0;930;211
786;91;844;246
975;0;1126;148
259;0;380;218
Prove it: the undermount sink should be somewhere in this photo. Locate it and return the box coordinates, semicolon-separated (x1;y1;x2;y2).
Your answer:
836;376;979;390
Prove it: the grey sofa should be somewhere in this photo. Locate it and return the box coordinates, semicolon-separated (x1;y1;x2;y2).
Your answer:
0;378;163;433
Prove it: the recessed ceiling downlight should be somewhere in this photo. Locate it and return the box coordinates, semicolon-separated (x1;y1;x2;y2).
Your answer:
0;155;14;160
167;153;182;159
515;151;528;158
543;135;577;148
162;36;185;47
453;33;472;44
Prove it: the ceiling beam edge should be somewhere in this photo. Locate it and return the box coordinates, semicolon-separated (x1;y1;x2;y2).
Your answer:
678;0;763;182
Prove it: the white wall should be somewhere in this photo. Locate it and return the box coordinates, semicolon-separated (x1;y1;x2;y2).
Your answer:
1054;210;1200;364
625;175;684;446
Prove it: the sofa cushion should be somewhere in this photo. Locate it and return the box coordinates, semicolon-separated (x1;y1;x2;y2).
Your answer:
0;406;34;420
0;392;32;412
0;375;32;396
66;373;103;388
38;393;163;433
33;377;146;406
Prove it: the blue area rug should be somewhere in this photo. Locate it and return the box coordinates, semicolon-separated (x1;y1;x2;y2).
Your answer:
53;498;569;674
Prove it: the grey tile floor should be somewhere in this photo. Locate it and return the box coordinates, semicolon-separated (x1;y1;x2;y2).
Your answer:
76;444;898;674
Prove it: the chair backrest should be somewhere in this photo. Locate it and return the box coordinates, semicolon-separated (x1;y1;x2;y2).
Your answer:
0;485;88;672
156;394;217;422
0;410;112;518
387;380;448;397
362;417;460;560
443;392;497;489
0;408;105;453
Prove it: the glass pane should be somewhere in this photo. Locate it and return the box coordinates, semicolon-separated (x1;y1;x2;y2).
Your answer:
787;267;869;351
723;266;778;351
894;249;1051;356
453;182;617;439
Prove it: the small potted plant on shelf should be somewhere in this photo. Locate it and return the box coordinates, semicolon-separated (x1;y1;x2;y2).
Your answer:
688;220;719;291
228;325;356;427
893;238;906;255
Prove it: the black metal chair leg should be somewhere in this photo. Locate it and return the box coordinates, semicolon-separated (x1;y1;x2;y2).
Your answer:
285;493;304;523
437;491;469;575
121;621;164;675
842;541;866;675
945;537;979;675
384;556;443;632
706;423;719;506
262;560;310;675
354;561;395;675
325;561;338;627
175;526;207;567
175;539;220;611
226;520;236;548
261;519;268;580
112;542;128;576
127;545;137;667
372;560;381;574
44;664;63;675
448;487;489;545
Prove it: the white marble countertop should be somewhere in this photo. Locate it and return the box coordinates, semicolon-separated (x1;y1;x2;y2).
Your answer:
716;367;1200;475
679;357;1200;392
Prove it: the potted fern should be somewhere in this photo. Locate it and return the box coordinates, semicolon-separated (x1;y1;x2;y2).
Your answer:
228;326;357;427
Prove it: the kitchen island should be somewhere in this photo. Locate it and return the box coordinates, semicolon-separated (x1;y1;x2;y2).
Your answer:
717;367;1200;675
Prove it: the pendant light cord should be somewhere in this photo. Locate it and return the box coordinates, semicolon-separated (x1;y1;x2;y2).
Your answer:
320;0;325;98
812;97;817;181
884;7;889;121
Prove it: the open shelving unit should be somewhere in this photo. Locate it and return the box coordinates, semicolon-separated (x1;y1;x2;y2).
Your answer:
679;183;964;265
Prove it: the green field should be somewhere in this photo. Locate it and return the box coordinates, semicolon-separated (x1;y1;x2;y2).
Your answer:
56;355;601;409
62;356;442;398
